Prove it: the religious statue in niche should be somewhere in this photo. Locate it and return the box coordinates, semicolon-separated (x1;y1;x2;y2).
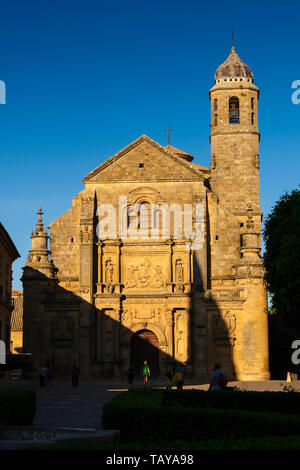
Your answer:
175;259;184;282
104;259;114;293
125;258;164;288
105;260;114;283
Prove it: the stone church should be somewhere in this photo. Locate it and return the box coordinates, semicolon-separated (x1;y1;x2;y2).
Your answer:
22;46;270;381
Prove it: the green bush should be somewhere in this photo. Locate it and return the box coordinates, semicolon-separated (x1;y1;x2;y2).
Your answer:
163;389;300;414
0;389;36;425
102;389;300;442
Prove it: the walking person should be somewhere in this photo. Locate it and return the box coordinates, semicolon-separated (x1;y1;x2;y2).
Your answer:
165;372;172;389
171;363;185;390
127;365;135;385
208;363;228;391
71;363;80;387
47;365;53;386
38;365;48;387
141;360;150;386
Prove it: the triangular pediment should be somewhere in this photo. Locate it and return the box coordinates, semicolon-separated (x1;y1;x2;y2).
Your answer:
83;135;204;183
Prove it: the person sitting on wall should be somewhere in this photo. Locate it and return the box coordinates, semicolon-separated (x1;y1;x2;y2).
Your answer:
208;363;228;391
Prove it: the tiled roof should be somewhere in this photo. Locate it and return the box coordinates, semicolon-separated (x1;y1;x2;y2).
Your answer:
215;47;253;80
165;145;194;162
11;292;23;331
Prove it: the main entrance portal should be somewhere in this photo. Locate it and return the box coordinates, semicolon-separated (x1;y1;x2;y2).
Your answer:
130;329;159;378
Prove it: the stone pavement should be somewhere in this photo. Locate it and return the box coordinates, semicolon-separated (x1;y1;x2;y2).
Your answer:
0;376;128;429
1;376;300;430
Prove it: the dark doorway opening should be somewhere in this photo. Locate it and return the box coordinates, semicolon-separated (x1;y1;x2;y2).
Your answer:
131;329;159;378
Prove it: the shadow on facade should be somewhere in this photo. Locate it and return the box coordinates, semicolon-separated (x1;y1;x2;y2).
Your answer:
22;260;235;384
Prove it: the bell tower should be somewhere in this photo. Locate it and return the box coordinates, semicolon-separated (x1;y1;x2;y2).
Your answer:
208;45;270;381
209;44;260;214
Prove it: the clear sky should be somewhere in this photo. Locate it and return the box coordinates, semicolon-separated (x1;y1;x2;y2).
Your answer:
0;0;299;290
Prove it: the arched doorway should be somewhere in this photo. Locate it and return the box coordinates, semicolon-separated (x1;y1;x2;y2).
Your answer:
131;329;159;378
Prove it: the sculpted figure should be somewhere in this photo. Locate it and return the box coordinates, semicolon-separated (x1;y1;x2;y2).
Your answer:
105;260;114;283
175;260;184;282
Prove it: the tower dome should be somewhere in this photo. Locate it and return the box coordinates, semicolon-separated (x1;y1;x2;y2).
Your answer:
214;46;253;81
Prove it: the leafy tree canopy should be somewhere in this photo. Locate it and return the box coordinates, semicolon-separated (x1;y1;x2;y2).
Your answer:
263;188;300;330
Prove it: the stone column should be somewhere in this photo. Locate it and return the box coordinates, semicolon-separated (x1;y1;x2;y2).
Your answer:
79;224;94;376
233;212;269;380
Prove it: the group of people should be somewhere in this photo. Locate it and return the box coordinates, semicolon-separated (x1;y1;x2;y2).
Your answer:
128;361;227;391
38;363;80;387
38;360;227;391
127;361;185;389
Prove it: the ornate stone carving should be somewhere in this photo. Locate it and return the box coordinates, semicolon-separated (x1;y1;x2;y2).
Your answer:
122;309;134;323
211;311;236;337
51;316;74;341
211;153;216;170
242;322;256;367
80;288;89;294
246;213;255;231
80;225;93;244
125;257;164;288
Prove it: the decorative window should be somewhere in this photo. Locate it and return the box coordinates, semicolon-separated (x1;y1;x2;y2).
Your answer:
153;208;163;229
139;202;151;229
214;99;218;111
127;207;137;229
229;96;239;124
127;202;151;230
251;97;255;109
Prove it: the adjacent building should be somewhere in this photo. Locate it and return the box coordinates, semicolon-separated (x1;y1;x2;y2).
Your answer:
0;223;20;352
11;289;23;353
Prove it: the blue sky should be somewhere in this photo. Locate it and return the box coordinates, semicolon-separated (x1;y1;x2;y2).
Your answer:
0;0;299;290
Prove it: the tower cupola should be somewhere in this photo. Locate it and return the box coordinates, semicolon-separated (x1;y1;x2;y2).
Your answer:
214;45;253;83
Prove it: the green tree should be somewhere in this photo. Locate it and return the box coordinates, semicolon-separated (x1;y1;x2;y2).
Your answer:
263;188;300;328
263;188;300;378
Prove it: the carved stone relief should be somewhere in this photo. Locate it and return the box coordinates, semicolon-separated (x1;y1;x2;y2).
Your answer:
211;311;236;337
80;225;93;244
51;315;74;341
125;257;164;288
242;322;256;367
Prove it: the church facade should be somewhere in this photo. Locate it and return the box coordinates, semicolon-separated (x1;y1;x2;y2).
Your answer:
22;46;270;381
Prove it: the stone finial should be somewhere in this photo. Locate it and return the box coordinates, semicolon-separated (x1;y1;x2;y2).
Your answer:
23;208;58;279
32;208;47;237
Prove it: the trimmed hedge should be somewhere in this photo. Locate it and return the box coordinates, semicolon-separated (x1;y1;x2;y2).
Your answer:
102;389;300;442
36;435;300;450
0;389;36;425
162;389;300;415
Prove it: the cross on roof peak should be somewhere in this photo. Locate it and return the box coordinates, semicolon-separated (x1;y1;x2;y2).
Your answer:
164;126;174;145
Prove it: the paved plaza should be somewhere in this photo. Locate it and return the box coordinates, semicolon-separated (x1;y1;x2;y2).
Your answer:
1;375;300;430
